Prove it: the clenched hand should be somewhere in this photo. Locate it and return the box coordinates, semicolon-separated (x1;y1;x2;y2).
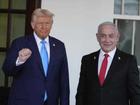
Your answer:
18;48;32;62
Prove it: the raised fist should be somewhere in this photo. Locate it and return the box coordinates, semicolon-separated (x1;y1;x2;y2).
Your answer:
18;48;32;62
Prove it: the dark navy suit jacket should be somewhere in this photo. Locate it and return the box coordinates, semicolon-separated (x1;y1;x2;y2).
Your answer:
2;35;69;105
76;49;140;105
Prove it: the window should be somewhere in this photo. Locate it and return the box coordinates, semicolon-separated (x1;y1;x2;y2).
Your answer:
114;0;140;15
0;0;41;87
114;0;140;69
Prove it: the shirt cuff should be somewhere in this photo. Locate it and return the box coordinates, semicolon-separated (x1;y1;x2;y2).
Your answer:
16;57;25;66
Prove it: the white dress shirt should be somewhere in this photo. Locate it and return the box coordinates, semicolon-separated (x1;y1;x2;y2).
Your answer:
34;32;50;62
98;48;116;78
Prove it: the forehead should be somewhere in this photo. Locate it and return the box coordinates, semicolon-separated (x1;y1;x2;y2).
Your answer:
99;25;116;34
33;15;52;23
35;15;51;19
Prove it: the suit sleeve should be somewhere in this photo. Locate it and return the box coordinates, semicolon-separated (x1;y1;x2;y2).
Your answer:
128;56;140;105
2;39;24;76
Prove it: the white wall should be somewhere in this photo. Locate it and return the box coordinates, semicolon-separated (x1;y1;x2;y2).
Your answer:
42;0;114;105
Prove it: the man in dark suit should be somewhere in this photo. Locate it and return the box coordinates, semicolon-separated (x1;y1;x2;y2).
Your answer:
76;21;140;105
2;8;69;105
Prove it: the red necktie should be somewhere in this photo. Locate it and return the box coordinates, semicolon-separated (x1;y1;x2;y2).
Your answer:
99;54;109;86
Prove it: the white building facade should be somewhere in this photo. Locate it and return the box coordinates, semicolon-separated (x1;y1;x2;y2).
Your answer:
41;0;140;105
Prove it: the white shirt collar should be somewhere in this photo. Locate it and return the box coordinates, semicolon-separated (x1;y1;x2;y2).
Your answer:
100;47;116;58
33;32;49;45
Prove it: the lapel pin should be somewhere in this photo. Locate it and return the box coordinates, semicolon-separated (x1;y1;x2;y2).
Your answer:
118;56;121;60
53;44;56;47
94;56;96;60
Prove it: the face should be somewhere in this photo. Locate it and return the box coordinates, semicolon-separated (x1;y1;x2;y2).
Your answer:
96;24;120;53
31;15;53;39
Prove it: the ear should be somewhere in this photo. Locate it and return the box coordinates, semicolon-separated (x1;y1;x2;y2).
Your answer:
31;22;35;29
96;33;100;42
116;32;120;42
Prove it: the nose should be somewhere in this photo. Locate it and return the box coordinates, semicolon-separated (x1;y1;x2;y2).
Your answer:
103;35;110;42
41;23;47;29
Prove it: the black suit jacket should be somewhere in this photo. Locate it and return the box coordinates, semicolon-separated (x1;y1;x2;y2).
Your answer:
2;35;69;105
76;49;140;105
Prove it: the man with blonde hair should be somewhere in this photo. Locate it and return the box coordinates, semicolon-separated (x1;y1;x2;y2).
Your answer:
2;8;70;105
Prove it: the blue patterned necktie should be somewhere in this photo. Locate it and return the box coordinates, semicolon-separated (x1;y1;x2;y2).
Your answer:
40;40;48;101
40;40;48;76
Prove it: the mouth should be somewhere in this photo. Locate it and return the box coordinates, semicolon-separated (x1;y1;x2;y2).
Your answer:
103;43;111;47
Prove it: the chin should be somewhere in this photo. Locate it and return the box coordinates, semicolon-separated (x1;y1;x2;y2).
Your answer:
102;49;112;53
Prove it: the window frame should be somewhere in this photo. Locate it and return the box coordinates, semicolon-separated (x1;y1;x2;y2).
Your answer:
114;0;140;69
0;0;41;87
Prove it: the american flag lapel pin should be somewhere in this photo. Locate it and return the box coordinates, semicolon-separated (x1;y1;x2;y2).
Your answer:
53;43;56;47
94;56;96;60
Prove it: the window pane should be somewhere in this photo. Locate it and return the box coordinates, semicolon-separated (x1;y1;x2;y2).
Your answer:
0;0;8;9
135;21;140;65
0;14;8;47
0;52;6;86
10;14;25;42
114;0;122;14
124;0;139;15
117;20;133;54
11;0;26;9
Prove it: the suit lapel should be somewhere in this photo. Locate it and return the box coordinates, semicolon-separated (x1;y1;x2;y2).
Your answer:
46;36;57;77
94;51;100;78
104;49;122;85
27;35;45;77
89;51;100;83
